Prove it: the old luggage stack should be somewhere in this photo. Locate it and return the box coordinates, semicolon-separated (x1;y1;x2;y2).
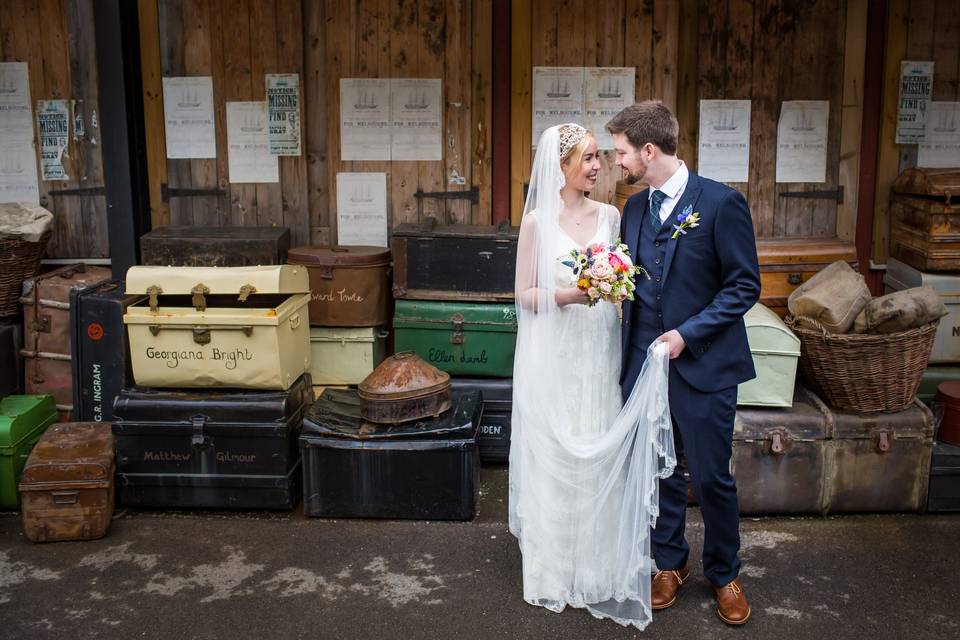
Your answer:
287;245;392;391
301;354;481;520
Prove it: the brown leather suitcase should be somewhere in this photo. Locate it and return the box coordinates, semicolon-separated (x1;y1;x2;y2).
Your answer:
756;238;858;317
19;264;112;419
18;422;115;542
889;168;960;271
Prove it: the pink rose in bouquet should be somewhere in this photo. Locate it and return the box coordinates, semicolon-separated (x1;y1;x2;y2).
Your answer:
561;241;651;307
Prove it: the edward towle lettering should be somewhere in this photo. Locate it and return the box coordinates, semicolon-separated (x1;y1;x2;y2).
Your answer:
312;288;365;303
145;346;254;370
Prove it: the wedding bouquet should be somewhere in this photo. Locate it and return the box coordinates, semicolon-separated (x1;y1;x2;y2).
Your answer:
562;242;650;306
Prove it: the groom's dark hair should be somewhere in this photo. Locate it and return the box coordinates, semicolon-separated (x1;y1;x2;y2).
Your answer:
605;101;679;155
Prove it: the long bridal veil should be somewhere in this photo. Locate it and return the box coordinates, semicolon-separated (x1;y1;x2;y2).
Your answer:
508;124;677;630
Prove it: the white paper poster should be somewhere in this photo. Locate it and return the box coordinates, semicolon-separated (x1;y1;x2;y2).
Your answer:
775;100;829;183
533;67;585;146
336;172;388;247
390;78;442;161
896;61;935;144
162;76;216;159
36;100;71;181
583;68;635;149
226;101;279;183
266;73;301;156
0;62;35;137
918;102;960;168
698;100;751;183
340;78;391;161
0;142;40;203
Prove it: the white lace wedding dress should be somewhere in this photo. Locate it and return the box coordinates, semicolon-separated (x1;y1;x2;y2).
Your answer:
509;201;675;630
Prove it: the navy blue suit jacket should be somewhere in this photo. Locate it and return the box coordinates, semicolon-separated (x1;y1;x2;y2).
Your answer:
620;171;761;393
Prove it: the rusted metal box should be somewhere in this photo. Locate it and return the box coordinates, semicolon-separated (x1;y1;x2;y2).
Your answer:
140;226;291;267
756;239;858;317
889;168;960;271
391;220;518;302
18;422;115;542
286;245;392;327
826;400;934;512
20;264;113;419
358;352;451;424
733;387;831;514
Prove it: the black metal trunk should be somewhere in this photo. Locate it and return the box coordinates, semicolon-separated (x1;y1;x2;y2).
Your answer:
450;377;512;462
391;221;518;301
139;226;291;267
111;374;312;510
70;281;144;423
301;389;480;520
0;318;24;397
929;441;960;512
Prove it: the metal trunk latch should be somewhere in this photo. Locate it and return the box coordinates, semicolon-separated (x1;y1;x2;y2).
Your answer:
875;429;892;454
321;265;335;280
764;428;791;456
450;313;465;345
192;327;212;345
238;284;257;302
147;285;163;312
30;315;50;332
191;283;210;311
191;415;209;449
788;273;803;285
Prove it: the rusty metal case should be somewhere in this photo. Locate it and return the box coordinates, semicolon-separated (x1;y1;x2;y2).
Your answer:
733;386;831;514
826;400;934;513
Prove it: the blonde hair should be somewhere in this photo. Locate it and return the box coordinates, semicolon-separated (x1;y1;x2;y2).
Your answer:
561;131;595;180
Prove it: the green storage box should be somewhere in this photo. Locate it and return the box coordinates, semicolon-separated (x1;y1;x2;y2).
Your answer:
0;395;58;508
393;300;517;377
309;326;389;385
737;303;801;408
918;364;960;406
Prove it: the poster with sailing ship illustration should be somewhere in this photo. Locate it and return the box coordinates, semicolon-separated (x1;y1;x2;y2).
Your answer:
226;101;279;183
0;62;39;202
775;100;829;183
533;67;585;146
336;172;388;247
390;78;442;161
918;102;960;168
340;78;391;161
584;68;635;149
698;100;751;183
161;76;216;158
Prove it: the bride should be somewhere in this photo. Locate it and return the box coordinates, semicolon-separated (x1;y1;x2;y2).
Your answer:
509;123;676;630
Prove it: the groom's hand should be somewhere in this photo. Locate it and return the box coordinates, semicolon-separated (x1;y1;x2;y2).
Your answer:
656;330;686;359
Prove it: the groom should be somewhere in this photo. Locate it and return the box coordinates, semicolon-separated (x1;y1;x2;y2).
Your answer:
607;102;760;626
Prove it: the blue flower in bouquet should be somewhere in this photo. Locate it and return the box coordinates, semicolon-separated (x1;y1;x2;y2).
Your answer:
671;204;700;240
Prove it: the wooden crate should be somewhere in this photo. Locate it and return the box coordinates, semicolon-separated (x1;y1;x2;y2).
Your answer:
889;168;960;272
757;238;859;317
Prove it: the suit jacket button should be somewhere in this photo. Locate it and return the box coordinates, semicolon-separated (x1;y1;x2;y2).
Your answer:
655;241;661;247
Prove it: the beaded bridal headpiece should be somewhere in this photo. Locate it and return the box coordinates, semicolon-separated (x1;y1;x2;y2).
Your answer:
558;123;587;160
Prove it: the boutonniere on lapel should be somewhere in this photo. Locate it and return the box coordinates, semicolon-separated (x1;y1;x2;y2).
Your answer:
671;204;701;240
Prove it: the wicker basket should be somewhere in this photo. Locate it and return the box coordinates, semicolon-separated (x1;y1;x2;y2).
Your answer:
0;230;50;318
785;315;938;412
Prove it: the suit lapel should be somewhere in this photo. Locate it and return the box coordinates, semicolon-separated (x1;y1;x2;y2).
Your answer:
660;173;703;288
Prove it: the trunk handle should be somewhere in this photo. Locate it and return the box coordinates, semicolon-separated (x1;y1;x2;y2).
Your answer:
51;490;79;505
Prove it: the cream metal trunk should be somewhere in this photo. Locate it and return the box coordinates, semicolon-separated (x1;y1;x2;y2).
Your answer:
884;258;960;364
124;266;311;390
308;326;388;385
738;303;801;408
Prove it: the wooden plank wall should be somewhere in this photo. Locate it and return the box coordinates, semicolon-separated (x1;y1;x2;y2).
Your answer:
0;0;108;258
509;0;680;224
697;0;848;239
143;0;492;246
872;0;960;263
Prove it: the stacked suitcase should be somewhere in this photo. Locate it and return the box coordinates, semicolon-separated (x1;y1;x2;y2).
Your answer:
392;220;519;462
111;228;313;511
286;245;392;394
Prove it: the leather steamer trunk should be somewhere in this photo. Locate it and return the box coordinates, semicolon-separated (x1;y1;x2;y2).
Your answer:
756;239;858;317
140;225;291;267
124;266;311;390
301;388;481;520
286;245;392;327
20;264;113;419
0;317;24;397
889;168;960;271
111;374;312;510
827;400;934;512
733;386;831;514
70;281;145;423
0;395;58;508
928;441;960;512
393;300;518;377
18;422;115;542
450;377;512;462
392;219;518;301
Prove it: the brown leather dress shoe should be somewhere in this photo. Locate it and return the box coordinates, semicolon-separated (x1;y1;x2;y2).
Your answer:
714;577;751;625
651;564;690;610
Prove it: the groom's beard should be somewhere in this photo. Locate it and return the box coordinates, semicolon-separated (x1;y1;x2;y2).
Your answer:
623;158;649;185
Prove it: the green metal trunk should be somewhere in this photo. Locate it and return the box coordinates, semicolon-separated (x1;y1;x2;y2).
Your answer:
393;300;517;377
0;395;58;508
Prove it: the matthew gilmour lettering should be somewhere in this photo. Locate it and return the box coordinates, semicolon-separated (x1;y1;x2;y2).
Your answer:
312;288;365;303
144;451;192;462
216;451;257;463
428;348;488;364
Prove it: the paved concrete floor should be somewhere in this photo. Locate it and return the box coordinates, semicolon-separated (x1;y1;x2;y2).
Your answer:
1;467;958;640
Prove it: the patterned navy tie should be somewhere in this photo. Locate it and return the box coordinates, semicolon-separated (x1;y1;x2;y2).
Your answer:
650;189;667;233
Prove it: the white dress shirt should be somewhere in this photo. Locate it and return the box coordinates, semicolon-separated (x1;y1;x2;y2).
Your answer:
649;161;689;223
